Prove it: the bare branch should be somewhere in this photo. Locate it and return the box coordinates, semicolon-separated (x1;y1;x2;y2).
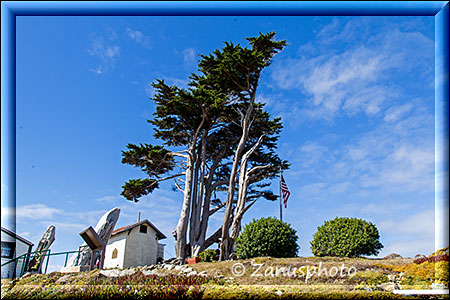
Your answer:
248;164;271;176
174;180;184;192
171;152;189;159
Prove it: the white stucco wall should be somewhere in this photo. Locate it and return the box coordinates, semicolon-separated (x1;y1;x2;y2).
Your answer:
1;231;32;279
103;235;127;269
123;224;158;268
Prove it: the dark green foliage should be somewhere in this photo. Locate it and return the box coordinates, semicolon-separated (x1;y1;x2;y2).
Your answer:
235;217;299;259
199;249;219;262
310;217;384;257
121;179;158;202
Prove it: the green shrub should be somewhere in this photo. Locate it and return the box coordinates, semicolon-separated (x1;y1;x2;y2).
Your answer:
199;249;219;262
235;217;299;259
310;217;383;257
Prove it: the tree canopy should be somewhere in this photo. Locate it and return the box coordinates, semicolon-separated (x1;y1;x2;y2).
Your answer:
121;32;289;261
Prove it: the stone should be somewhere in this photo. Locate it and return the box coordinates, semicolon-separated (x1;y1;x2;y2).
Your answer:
100;269;121;277
65;208;120;269
431;282;447;290
175;265;184;271
186;271;198;276
26;225;56;273
198;271;208;276
384;253;403;259
142;269;158;276
183;267;194;273
99;268;137;278
164;264;175;271
274;290;283;296
377;282;397;292
414;254;426;259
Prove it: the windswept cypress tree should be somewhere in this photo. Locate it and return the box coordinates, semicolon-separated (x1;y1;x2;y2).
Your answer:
121;32;289;261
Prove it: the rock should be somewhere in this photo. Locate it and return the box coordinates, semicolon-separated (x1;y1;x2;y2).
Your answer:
119;269;137;277
215;275;224;279
274;290;283;296
182;267;193;273
26;225;56;273
198;271;208;276
164;264;175;271
100;269;121;277
66;208;120;268
384;253;403;259
175;265;184;271
431;282;447;290
142;270;158;276
100;268;136;278
414;254;426;259
186;271;198;276
377;282;397;292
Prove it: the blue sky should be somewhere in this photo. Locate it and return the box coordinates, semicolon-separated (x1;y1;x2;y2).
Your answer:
2;15;438;270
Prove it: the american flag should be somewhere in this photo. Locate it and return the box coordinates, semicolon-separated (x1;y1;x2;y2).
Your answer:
280;174;290;208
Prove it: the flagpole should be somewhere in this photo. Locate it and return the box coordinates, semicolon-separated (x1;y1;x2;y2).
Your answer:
279;168;283;222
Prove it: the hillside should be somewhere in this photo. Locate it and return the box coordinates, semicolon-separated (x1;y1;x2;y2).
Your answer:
1;250;448;299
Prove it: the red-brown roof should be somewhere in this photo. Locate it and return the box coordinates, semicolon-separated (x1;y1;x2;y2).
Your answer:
111;219;166;240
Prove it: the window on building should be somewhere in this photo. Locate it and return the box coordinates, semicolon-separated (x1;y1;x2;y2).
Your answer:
139;225;147;234
112;248;118;259
1;241;15;259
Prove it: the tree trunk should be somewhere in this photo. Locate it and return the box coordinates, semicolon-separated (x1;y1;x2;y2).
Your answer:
229;135;265;251
175;118;205;261
219;98;255;260
174;148;194;260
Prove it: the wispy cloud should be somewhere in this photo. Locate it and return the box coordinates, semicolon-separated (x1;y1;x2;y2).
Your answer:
282;97;434;200
269;18;434;124
377;210;435;257
181;47;196;66
88;33;120;74
95;195;122;202
16;204;63;220
126;27;150;47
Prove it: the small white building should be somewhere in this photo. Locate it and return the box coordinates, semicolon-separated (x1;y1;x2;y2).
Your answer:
103;219;166;269
1;227;34;279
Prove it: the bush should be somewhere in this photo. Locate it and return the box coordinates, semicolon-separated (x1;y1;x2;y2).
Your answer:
310;217;383;257
199;249;219;262
235;217;299;259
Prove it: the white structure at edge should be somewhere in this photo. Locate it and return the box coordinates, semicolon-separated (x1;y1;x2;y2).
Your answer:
1;227;34;279
103;219;166;269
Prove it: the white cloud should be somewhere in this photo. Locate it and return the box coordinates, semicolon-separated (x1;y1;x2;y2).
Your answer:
377;210;435;257
181;48;196;66
270;19;434;123
88;34;120;74
95;195;121;202
16;204;63;220
43;221;86;231
378;210;435;236
384;103;414;122
126;27;150;47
